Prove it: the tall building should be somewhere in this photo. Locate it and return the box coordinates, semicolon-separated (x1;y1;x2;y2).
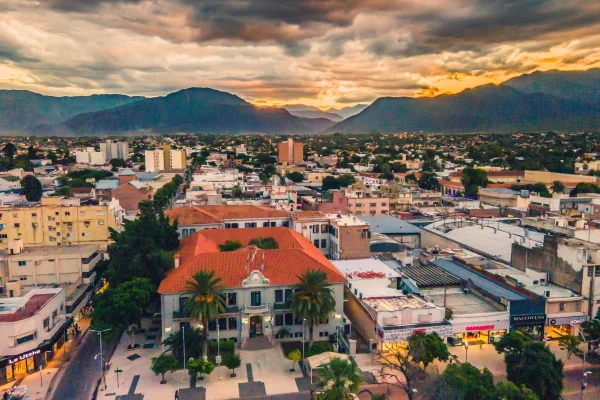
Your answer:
145;145;187;172
278;139;303;165
99;140;129;161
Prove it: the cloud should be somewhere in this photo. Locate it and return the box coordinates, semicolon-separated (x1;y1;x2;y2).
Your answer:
0;0;599;107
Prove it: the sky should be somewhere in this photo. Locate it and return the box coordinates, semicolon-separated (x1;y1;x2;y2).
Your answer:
0;0;599;109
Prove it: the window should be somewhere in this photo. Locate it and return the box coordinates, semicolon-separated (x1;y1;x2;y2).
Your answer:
227;293;237;306
190;229;196;234
381;203;387;207
559;303;565;311
18;261;26;266
285;289;292;302
362;229;370;238
355;203;362;207
321;224;328;233
182;229;189;237
97;211;104;216
79;211;85;216
218;318;227;331
294;332;303;338
319;331;330;337
370;203;376;207
82;232;88;237
321;239;327;248
98;221;104;226
55;212;59;216
31;213;37;217
313;239;319;248
43;318;49;330
284;313;294;326
15;332;36;345
19;276;27;281
0;234;7;239
245;222;257;228
275;289;283;303
225;223;239;229
263;222;270;227
250;291;261;306
13;223;20;228
208;320;217;332
275;314;284;327
65;212;70;216
49;237;56;242
47;259;55;262
228;317;238;330
294;315;303;325
270;222;276;227
312;225;319;234
60;303;64;311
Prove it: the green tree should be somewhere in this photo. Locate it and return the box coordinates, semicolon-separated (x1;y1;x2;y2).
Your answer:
290;269;336;346
337;174;356;188
21;175;43;201
405;173;417;184
184;271;226;358
223;352;242;377
550;181;565;194
494;331;533;355
105;201;179;287
162;327;204;364
52;186;73;197
408;332;450;369
532;183;550;198
322;176;341;190
570;182;600;196
288;349;302;372
27;145;38;160
110;158;126;168
2;142;16;160
582;308;600;347
316;358;363;400
286;171;304;182
557;334;580;359
219;240;243;252
461;167;488;198
428;363;496;400
231;185;243;198
249;236;279;249
418;172;440;191
495;381;539;400
151;353;178;384
308;341;334;357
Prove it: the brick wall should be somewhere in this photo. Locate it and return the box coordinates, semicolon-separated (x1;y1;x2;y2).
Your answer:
338;225;370;259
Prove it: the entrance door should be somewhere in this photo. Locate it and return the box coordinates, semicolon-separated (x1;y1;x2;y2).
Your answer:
249;315;263;337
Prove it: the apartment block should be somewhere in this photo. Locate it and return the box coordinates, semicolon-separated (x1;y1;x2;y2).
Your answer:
278;139;303;165
0;197;117;250
99;140;129;161
145;145;187;172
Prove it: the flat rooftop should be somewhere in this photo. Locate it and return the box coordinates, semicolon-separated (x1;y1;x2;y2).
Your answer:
0;289;61;322
426;292;502;314
332;259;400;280
362;295;437;312
13;244;100;258
358;216;421;235
327;213;368;227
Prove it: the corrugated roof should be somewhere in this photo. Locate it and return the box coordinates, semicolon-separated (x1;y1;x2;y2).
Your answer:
433;259;526;301
95;179;120;190
358;216;421;235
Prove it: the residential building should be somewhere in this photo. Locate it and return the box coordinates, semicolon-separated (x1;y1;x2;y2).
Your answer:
328;214;370;260
145;150;164;172
165;205;291;238
358;216;421;248
0;197;118;251
332;259;450;352
343;186;390;217
478;188;531;209
145;145;187;172
75;151;106;166
278;139;303;165
99;140;129;161
0;176;21;192
0;287;67;386
157;227;345;346
292;211;331;256
190;168;243;191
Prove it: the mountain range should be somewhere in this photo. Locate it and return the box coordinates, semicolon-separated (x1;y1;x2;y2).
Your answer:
0;68;598;135
328;69;600;134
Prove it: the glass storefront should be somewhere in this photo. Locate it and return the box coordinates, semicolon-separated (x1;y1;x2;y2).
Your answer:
450;329;507;346
510;314;546;341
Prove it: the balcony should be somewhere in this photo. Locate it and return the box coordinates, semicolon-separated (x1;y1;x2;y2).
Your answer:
173;310;190;319
273;301;292;311
243;303;270;313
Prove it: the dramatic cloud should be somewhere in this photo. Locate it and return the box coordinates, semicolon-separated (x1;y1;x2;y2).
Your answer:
0;0;599;107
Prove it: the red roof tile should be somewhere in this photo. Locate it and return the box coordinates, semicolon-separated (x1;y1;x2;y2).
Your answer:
0;294;55;322
158;227;344;293
165;205;290;225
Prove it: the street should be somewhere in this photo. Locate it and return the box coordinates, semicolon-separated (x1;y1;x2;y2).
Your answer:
49;331;103;400
562;367;600;400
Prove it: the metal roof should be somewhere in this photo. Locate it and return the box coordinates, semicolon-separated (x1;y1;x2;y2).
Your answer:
401;263;464;288
95;179;120;190
433;258;527;301
358;216;421;235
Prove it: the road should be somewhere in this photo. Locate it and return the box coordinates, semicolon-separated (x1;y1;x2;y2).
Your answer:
562;367;600;400
49;332;103;400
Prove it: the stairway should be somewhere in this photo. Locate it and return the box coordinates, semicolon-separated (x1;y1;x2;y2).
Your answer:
241;335;274;351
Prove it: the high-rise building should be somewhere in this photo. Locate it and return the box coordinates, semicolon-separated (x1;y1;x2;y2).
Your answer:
278;138;303;165
144;145;187;172
100;140;129;161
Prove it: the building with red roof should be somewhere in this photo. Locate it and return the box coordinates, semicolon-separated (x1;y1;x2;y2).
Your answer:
158;227;345;346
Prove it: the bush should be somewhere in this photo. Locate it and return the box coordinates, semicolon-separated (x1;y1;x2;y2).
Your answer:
308;341;334;357
208;339;236;353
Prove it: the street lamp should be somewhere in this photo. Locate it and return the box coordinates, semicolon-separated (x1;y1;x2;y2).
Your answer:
578;329;588;400
91;328;111;390
182;325;186;370
302;318;307;361
216;324;221;366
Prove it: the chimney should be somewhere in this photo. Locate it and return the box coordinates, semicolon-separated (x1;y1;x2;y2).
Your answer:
174;254;180;269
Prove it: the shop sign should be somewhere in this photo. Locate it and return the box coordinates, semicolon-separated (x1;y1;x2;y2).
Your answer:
466;325;495;331
8;349;40;365
511;314;545;326
383;325;453;342
547;315;588;326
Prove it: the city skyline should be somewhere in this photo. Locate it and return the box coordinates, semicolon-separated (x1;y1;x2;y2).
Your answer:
0;1;599;108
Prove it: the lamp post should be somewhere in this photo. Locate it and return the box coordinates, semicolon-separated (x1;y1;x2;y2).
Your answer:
216;324;221;366
91;328;111;390
302;318;306;361
182;325;186;370
578;330;591;400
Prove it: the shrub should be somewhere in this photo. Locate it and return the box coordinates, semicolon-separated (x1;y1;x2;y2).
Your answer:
308;341;334;357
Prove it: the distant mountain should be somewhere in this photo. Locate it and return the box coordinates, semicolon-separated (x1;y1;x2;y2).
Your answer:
327;69;600;134
283;104;344;121
39;88;327;135
0;90;144;132
325;104;369;119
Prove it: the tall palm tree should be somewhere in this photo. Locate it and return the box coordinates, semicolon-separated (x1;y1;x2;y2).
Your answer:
184;271;226;358
316;358;363;399
290;269;336;346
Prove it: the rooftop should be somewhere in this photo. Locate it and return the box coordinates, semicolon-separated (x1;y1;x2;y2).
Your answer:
358;216;421;235
327;213;368;227
399;262;464;288
362;295;438;312
426;291;503;314
165;205;290;225
12;244;100;259
332;258;401;280
0;288;62;323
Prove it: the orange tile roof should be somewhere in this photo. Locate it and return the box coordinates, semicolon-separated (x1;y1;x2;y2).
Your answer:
293;211;327;220
158;227;344;293
438;180;464;188
165;205;290;225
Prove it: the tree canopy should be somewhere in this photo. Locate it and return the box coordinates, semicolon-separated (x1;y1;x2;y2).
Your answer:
21;175;43;201
285;171;304;182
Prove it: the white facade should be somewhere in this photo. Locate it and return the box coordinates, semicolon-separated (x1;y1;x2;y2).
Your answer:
100;141;129;161
75;151;106;166
191;169;243;191
161;269;345;344
145;150;165;172
169;150;187;170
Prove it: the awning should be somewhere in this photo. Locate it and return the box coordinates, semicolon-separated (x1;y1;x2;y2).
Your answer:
306;351;349;370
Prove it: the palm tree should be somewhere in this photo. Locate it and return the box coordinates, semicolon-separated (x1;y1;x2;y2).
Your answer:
184;271;226;358
290;269;336;346
162;327;204;363
551;180;565;194
316;358;363;399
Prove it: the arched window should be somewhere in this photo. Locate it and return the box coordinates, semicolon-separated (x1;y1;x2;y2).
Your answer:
190;229;196;234
182;229;189;237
